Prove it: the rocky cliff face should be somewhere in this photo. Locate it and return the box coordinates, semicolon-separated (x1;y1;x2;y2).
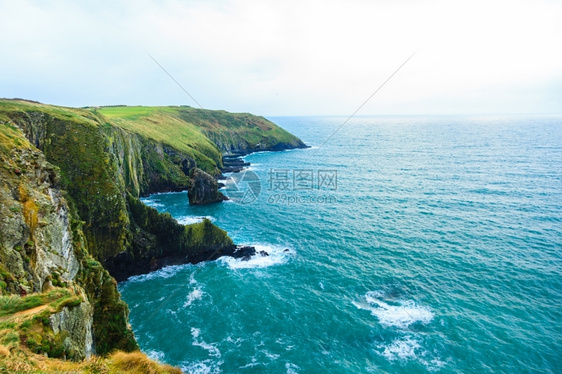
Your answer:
48;288;94;360
0;144;78;294
188;167;227;205
0;122;136;359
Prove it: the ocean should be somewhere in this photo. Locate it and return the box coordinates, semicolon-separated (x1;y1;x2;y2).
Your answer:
118;115;562;373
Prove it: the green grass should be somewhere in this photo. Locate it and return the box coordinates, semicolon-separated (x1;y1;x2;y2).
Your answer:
0;99;99;128
98;106;220;171
97;105;304;169
0;289;72;318
1;100;304;174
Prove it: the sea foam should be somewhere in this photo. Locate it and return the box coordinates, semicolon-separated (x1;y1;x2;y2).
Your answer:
145;349;166;362
125;263;191;283
218;244;294;270
191;327;222;358
140;198;165;208
375;335;446;371
184;288;204;307
176;215;216;225
353;290;434;328
181;360;222;374
376;335;422;361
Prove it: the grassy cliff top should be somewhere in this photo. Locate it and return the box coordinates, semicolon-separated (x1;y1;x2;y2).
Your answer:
0;99;305;172
97;105;303;160
97;104;296;143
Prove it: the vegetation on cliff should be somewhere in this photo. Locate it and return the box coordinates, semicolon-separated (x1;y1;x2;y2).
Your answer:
0;118;140;360
98;105;307;167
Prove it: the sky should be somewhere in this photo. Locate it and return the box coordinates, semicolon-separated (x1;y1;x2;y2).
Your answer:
1;0;561;116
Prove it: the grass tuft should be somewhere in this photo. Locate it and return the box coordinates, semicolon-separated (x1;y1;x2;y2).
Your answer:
110;351;183;374
0;344;10;357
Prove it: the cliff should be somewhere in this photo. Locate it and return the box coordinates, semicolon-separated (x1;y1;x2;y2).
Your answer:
0;99;307;372
97;105;308;161
0;121;137;368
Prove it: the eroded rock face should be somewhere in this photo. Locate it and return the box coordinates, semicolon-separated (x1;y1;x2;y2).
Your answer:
188;167;227;205
0;147;78;293
49;289;94;361
0;125;135;358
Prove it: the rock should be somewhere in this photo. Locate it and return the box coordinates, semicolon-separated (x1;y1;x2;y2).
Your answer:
49;289;95;361
231;245;256;258
214;245;270;261
221;166;244;173
181;157;196;175
188;168;227;205
220;156;251;173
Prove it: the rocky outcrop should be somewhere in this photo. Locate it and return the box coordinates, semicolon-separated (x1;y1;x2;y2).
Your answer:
221;155;251;173
49;289;94;360
105;194;233;281
188;167;227;205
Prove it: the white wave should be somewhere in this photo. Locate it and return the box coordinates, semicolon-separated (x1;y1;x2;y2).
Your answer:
181;360;222;374
176;215;216;225
144;190;188;196
218;244;294;270
191;327;201;339
191;327;221;358
125;263;191;283
376;335;422;361
239;357;259;369
263;351;280;360
184;287;204;307
353;291;434;328
141;198;165;208
189;272;197;285
145;349;165;362
286;362;300;374
225;336;243;347
375;335;446;371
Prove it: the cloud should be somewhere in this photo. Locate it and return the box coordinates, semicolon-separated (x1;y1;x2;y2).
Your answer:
1;0;561;115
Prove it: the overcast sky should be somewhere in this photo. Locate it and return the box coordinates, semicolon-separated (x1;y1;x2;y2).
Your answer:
1;0;561;116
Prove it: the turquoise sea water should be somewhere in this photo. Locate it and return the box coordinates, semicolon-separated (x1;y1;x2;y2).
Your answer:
119;116;562;373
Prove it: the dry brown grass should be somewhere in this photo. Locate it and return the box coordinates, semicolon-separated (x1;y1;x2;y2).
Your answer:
0;346;183;374
0;344;10;357
109;351;183;374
